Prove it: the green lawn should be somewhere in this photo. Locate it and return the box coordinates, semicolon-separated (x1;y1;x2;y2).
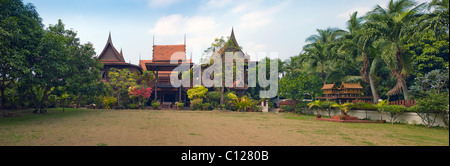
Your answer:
0;108;448;146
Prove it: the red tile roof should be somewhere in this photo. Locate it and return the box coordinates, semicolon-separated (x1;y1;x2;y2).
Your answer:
153;44;186;61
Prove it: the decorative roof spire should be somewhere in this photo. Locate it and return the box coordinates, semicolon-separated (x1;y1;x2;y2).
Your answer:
108;31;112;43
229;27;239;47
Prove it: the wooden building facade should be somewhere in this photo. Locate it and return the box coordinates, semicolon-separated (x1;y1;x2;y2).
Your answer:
316;82;372;103
140;42;194;103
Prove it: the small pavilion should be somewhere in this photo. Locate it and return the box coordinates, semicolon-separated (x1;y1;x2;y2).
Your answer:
316;82;372;103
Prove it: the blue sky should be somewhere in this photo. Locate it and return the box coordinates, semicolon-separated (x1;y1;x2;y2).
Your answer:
24;0;430;65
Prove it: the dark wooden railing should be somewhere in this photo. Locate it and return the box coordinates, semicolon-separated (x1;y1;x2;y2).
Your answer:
352;100;416;107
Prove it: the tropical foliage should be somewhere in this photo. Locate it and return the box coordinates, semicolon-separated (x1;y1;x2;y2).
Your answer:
331;103;355;115
288;0;449;103
381;105;408;124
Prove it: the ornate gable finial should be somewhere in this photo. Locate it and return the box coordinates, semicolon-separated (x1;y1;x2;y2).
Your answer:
108;31;112;43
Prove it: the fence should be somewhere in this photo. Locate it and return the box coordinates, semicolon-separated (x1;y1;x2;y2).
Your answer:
352;100;416;107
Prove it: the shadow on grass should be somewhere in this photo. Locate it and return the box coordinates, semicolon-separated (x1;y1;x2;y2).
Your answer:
0;108;98;126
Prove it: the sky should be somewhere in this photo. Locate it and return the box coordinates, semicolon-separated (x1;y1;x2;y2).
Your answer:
23;0;431;65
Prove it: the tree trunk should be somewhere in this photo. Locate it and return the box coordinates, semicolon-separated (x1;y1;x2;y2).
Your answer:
368;74;379;103
401;80;410;100
321;63;326;85
361;51;370;82
220;87;224;108
1;88;5;109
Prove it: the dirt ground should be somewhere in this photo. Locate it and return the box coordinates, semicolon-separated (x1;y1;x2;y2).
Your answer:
0;109;448;146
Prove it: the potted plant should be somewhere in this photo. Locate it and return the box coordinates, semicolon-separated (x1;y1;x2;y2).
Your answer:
316;114;322;118
339;114;347;120
308;100;323;116
331;102;355;120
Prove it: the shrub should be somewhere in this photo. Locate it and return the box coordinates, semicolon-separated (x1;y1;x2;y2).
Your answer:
206;91;221;103
234;96;252;112
355;102;377;110
127;104;139;109
376;100;389;121
209;101;219;110
103;96;117;109
411;92;449;128
187;86;208;100
382;105;407;125
224;92;238;111
202;103;211;111
225;92;238;101
249;99;261;112
151;101;160;110
94;96;105;109
331;103;355;115
190;98;203;110
281;105;295;112
177;103;184;110
128;86;152;108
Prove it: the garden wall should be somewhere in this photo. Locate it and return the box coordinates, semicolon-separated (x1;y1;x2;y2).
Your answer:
313;109;447;127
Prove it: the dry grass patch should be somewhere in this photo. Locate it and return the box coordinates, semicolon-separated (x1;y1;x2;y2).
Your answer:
0;108;448;146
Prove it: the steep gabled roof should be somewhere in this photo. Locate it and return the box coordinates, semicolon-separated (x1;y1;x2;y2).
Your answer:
217;28;248;60
340;82;363;89
98;32;126;63
229;28;240;49
321;83;337;90
153;44;186;62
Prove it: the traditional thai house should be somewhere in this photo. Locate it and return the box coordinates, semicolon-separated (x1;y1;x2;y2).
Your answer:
139;39;194;103
202;28;250;96
98;33;142;82
317;82;372;103
340;82;364;97
321;83;339;97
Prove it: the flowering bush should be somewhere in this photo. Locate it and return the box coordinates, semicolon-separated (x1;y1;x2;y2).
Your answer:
103;96;117;109
128;86;152;108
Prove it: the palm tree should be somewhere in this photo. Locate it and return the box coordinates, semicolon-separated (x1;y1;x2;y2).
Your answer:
340;12;380;103
302;27;347;85
365;0;426;100
331;102;355;116
307;100;323;115
283;56;302;74
422;0;449;39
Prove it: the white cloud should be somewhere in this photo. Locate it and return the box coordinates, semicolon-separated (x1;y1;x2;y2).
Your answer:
239;11;273;29
238;1;289;29
148;14;218;36
244;42;267;53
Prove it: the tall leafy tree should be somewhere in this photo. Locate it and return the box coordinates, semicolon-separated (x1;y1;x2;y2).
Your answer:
422;0;449;40
302;27;347;84
107;68;137;107
21;20;74;113
365;0;426;100
65;42;106;108
340;12;381;102
279;70;322;102
0;0;43;108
